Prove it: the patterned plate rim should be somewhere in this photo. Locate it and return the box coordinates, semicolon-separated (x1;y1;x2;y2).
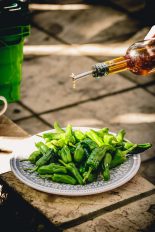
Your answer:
10;127;141;196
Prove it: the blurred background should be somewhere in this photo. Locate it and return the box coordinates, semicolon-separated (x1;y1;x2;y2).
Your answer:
4;0;155;183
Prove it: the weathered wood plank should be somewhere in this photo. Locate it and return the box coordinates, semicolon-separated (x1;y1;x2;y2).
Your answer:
0;116;28;137
140;159;155;185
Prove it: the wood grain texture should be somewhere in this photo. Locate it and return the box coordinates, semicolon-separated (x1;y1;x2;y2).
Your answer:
0;116;28;137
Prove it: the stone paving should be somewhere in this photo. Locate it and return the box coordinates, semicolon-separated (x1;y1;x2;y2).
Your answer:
65;194;155;232
5;1;155;183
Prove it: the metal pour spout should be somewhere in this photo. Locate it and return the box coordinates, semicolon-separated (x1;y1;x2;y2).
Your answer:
70;63;108;82
71;70;93;82
70;63;108;88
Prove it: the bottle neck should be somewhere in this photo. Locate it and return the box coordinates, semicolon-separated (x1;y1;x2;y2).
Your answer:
93;56;129;78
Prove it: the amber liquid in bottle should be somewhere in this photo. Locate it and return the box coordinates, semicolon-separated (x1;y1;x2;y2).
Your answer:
71;39;155;88
102;39;155;76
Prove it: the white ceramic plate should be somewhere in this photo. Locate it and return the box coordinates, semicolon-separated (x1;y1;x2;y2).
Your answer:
10;127;141;196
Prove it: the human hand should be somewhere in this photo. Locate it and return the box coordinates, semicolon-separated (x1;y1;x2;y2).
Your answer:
144;26;155;40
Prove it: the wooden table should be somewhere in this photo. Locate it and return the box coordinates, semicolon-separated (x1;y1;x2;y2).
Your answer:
0;116;155;232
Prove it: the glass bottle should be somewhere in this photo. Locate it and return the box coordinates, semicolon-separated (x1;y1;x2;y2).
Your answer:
71;38;155;84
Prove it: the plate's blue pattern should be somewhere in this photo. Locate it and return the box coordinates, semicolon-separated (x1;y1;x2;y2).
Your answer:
10;128;141;196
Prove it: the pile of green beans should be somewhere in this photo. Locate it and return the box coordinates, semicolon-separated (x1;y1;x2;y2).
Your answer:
21;122;152;185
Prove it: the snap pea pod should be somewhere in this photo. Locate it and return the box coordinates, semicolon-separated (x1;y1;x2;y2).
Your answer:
102;152;112;181
59;160;83;185
37;163;67;175
59;145;72;163
74;143;85;163
86;130;104;147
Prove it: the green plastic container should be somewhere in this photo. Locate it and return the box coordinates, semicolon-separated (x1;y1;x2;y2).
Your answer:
0;25;30;103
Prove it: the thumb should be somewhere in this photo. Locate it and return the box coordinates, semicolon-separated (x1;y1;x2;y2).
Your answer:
144;25;155;40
